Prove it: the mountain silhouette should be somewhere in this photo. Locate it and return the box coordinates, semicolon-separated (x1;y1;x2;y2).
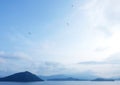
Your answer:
0;71;43;82
39;74;69;80
47;77;80;81
39;71;98;80
92;78;114;81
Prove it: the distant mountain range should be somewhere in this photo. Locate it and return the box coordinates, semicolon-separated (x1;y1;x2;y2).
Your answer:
39;72;120;81
67;71;98;80
92;78;115;81
40;75;118;81
39;71;98;81
112;77;120;81
48;77;80;81
0;71;119;82
0;71;43;82
39;74;69;80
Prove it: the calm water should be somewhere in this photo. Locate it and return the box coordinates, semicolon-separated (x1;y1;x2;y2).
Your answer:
0;81;120;85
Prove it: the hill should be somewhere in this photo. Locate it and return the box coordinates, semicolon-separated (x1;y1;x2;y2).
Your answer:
0;71;43;82
92;78;114;81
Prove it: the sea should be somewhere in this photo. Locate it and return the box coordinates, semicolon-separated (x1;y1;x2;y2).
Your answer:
0;81;120;85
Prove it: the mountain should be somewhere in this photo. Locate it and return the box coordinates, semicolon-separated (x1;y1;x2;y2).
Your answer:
92;78;114;81
39;74;68;80
115;78;120;81
39;74;81;81
39;71;97;81
0;71;43;82
112;77;120;81
40;74;83;81
47;77;80;81
68;71;98;80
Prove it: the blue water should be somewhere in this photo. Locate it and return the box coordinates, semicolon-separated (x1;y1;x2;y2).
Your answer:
0;81;120;85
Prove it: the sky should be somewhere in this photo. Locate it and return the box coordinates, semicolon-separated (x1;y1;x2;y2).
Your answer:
0;0;120;78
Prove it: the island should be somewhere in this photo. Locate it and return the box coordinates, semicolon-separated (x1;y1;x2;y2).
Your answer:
47;77;80;81
92;78;114;81
0;71;43;82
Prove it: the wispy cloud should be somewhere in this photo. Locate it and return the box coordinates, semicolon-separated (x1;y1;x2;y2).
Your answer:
0;51;30;60
79;52;120;65
77;52;120;77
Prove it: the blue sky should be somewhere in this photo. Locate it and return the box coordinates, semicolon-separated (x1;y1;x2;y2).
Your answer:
0;0;120;77
0;0;74;51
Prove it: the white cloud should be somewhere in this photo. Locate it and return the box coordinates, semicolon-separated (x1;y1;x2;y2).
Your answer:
0;51;35;73
17;0;120;64
1;0;120;77
106;52;120;64
77;52;120;77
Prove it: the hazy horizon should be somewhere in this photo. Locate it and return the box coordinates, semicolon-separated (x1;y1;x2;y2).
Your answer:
0;0;120;78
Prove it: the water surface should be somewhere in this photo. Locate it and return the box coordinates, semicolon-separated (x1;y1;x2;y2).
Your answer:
0;81;120;85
